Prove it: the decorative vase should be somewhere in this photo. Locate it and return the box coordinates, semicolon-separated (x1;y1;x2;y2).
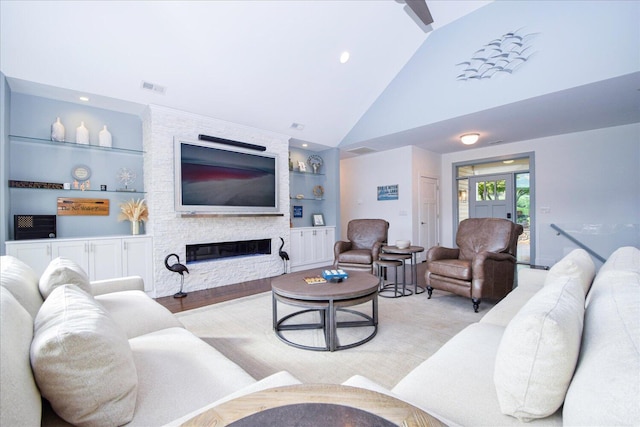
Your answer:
98;125;112;147
131;221;140;235
76;121;89;144
51;117;65;142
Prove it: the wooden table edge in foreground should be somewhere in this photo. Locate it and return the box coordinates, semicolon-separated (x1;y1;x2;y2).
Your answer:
181;383;446;427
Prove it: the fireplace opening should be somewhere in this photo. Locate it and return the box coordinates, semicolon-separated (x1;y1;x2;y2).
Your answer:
186;239;271;263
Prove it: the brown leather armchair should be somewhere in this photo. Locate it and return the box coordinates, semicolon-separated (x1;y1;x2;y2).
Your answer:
425;218;523;312
334;219;389;272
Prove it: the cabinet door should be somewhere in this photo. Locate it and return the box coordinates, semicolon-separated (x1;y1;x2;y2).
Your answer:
51;240;90;273
88;239;123;281
319;227;336;263
5;241;52;276
289;229;306;268
122;237;153;291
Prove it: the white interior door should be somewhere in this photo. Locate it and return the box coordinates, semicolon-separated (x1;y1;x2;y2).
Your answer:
419;176;439;260
469;174;514;221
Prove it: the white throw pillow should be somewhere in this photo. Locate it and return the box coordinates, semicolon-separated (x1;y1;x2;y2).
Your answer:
30;285;137;427
38;257;91;299
494;273;585;421
544;249;595;296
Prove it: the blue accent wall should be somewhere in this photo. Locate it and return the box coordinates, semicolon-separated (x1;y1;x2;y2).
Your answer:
7;94;142;239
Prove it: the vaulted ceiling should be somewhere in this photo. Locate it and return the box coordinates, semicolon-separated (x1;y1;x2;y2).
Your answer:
1;1;638;155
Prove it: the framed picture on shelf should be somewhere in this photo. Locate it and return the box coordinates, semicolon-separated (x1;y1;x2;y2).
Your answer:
293;205;303;218
312;213;325;227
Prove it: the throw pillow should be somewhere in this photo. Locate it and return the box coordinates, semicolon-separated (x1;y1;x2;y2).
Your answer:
544;249;595;295
494;273;585;421
0;255;44;317
38;257;91;299
30;285;138;427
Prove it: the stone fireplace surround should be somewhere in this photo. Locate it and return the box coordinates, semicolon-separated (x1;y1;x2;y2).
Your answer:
142;105;291;297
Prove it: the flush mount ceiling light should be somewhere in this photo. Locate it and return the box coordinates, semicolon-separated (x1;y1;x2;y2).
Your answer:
79;96;90;102
339;51;350;64
460;133;480;145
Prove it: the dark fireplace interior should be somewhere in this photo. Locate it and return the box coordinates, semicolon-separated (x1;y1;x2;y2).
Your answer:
186;239;271;263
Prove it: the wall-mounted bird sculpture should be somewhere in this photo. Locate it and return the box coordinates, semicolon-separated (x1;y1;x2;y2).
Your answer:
278;237;289;274
164;253;189;298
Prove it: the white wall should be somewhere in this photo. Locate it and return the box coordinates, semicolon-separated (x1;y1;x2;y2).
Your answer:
340;145;441;255
143;105;291;297
441;123;640;267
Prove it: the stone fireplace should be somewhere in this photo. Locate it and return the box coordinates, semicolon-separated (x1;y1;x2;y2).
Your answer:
142;105;290;297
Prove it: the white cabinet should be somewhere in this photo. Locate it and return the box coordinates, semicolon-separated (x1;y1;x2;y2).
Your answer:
6;236;153;290
122;237;154;291
289;226;335;272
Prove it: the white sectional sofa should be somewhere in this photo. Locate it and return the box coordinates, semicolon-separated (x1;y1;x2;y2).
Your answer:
344;246;640;426
0;255;300;427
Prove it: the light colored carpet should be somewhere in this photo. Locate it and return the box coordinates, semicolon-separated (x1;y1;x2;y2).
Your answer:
175;286;495;389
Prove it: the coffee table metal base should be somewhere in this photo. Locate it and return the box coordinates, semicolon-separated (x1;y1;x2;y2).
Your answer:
273;292;378;352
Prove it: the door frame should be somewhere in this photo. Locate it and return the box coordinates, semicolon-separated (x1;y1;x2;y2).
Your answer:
452;152;535;266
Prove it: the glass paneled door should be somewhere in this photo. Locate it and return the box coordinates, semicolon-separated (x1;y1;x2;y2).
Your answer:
469;174;513;221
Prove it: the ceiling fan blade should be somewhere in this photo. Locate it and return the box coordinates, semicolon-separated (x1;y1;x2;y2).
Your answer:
405;0;434;26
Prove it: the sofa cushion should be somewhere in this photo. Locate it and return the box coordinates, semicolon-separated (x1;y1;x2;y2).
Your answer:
392;322;563;426
96;290;184;338
563;263;640;425
544;249;595;295
0;287;42;427
0;255;44;318
39;257;91;299
31;285;138;427
337;248;373;264
126;327;257;426
494;272;585;421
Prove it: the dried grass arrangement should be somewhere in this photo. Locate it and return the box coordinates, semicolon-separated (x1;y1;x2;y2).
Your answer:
118;198;148;223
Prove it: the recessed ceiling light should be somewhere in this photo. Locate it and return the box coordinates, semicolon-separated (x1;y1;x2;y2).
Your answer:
79;96;90;102
503;160;514;164
302;143;308;147
339;51;350;64
460;133;480;145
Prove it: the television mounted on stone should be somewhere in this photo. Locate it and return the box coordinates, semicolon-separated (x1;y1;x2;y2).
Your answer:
174;137;279;214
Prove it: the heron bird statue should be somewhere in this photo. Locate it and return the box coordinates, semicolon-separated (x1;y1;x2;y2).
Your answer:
278;237;289;274
165;253;189;298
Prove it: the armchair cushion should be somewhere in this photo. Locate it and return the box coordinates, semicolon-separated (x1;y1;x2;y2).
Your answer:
428;259;471;280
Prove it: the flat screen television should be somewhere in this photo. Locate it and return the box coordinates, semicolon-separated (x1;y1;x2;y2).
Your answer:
174;138;279;214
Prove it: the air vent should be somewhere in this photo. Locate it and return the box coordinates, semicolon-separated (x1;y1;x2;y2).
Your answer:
346;146;377;155
487;140;504;145
290;122;305;131
140;81;166;94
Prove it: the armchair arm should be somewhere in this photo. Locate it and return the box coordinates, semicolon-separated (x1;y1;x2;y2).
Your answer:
426;246;460;262
90;276;144;296
371;241;385;261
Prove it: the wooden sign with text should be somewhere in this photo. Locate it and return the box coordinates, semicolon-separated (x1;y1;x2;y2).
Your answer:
57;198;109;216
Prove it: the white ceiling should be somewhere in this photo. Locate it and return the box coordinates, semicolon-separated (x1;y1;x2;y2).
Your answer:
1;1;638;155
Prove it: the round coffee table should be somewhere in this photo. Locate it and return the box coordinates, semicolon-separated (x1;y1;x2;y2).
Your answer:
272;268;378;351
180;384;446;427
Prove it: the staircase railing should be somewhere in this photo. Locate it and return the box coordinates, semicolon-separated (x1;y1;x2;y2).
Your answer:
550;223;606;263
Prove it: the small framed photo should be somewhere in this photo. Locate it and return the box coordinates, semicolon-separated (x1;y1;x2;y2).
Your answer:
298;161;307;172
312;213;325;227
293;205;303;218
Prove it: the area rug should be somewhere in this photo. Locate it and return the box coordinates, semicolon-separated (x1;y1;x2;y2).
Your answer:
176;288;494;389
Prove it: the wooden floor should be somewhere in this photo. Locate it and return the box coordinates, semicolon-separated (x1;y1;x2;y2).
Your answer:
155;277;273;314
155;264;426;314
